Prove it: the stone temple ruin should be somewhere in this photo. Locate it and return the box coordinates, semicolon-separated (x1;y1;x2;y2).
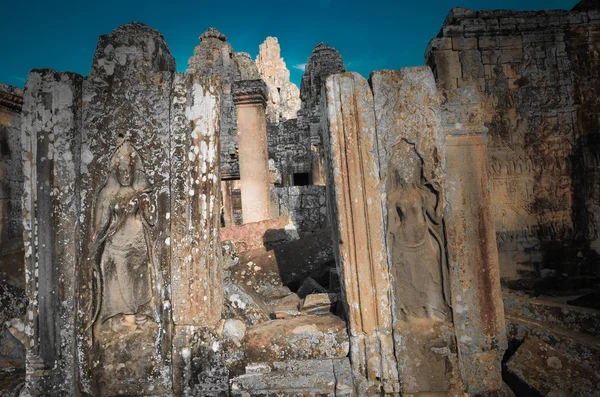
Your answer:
1;1;600;396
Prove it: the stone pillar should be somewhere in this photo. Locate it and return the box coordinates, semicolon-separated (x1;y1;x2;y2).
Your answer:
170;74;226;396
21;69;83;395
371;67;461;395
221;180;235;227
442;87;506;393
323;72;399;395
232;80;271;223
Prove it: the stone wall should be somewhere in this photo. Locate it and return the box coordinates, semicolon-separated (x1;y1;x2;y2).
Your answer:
268;119;312;187
426;3;600;281
188;28;261;181
0;84;23;243
21;23;225;395
271;185;327;234
298;43;346;186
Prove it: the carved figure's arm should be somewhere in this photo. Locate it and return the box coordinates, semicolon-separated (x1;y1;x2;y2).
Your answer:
424;186;442;225
140;192;157;226
93;193;111;242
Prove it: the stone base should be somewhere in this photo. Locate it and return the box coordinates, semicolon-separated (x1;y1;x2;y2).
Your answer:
394;320;462;395
244;314;349;363
231;359;353;396
95;320;171;396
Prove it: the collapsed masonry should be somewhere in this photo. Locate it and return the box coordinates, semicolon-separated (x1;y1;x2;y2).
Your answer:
0;0;599;396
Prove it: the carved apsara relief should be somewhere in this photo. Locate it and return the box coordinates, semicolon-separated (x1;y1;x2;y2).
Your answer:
386;140;450;322
88;138;159;332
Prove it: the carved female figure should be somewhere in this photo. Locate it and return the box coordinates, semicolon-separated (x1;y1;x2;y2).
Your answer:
387;141;449;321
89;138;157;330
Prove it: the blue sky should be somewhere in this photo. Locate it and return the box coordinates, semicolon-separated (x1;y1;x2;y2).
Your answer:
1;0;578;88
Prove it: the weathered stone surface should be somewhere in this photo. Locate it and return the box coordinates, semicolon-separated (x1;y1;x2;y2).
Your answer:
505;338;600;396
233;79;272;224
224;281;272;326
21;22;225;396
323;72;398;394
221;215;296;252
188;28;261;181
231;358;354;396
268;293;301;319
0;281;25;325
504;293;600;337
300;293;332;315
244;314;349;362
0;324;24;370
426;5;600;285
440;86;507;393
267;118;313;187
0;238;24;289
299;42;346;186
222;319;247;347
21;68;84;396
506;312;600;372
256;37;301;124
271;185;328;234
79;22;178;396
170;74;223;327
371;67;462;394
234;52;261;81
0;84;23;246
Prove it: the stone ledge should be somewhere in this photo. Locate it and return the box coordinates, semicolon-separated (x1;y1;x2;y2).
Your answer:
232;79;268;106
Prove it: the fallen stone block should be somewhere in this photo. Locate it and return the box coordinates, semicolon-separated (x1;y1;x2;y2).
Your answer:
267;293;301;319
505;338;600;397
506;314;600;371
224;282;273;325
300;293;334;315
297;277;327;299
503;293;600;338
221;215;297;252
244;314;349;362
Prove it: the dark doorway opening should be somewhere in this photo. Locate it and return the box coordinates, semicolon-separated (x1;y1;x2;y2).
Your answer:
293;173;310;186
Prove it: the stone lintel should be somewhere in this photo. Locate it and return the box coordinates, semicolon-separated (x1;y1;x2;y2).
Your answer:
232;79;268;106
0;88;23;113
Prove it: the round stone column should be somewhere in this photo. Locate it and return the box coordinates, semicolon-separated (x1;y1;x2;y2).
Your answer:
232;80;271;223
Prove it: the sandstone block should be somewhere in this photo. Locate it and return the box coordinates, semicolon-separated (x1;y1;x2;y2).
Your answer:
505;338;600;396
244;314;349;362
225;282;272;326
453;37;478;50
221;215;295;252
460;50;485;79
300;293;333;315
231;358;353;397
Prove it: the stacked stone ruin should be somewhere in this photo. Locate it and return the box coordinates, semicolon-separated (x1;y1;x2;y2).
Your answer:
1;1;600;396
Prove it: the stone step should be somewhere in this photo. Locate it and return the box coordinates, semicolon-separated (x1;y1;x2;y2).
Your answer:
506;314;600;372
231;358;353;397
503;293;600;338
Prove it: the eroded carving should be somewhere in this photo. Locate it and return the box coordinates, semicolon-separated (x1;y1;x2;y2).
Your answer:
88;138;158;331
386;140;450;321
